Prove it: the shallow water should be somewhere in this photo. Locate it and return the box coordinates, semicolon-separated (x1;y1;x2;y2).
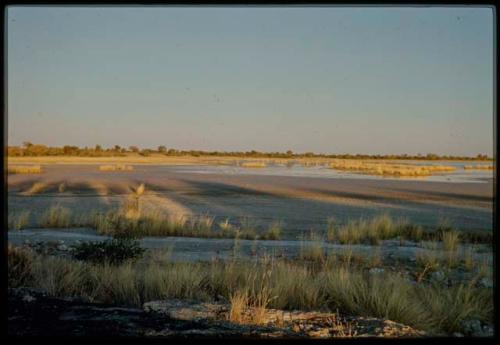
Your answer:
168;161;493;184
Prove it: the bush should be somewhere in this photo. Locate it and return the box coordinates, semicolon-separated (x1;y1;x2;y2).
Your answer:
8;245;34;286
71;239;145;265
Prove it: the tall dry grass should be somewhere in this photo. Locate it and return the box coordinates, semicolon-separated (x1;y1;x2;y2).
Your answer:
40;205;73;228
8;245;491;334
8;210;31;230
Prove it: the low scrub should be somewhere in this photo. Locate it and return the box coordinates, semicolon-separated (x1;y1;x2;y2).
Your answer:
8;210;31;230
40;205;73;228
71;239;145;265
329;160;456;177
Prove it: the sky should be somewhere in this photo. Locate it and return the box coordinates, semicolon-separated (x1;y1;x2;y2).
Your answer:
6;6;494;156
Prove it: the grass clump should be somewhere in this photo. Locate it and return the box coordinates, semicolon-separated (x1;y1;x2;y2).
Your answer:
8;245;34;286
329;215;401;245
8;165;42;174
40;205;72;228
8;210;31;230
299;232;325;263
441;230;460;252
329;159;456;177
260;221;283;240
99;164;134;171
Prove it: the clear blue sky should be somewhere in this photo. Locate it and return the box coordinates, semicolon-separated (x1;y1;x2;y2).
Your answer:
7;6;494;156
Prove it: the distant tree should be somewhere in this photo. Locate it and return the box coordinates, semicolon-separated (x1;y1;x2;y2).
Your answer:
95;145;103;152
158;145;167;153
23;141;33;148
129;146;139;153
114;145;121;152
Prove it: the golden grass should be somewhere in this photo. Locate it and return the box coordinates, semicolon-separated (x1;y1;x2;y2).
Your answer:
7;165;42;174
329;159;456;177
329;214;402;245
464;165;494;170
99;164;134;171
441;230;460;252
229;289;249;323
24;182;48;195
240;161;267;168
40;205;73;228
8;210;31;230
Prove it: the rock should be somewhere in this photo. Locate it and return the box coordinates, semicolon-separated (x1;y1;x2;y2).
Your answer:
308;328;330;338
22;294;36;303
143;299;229;321
429;271;446;283
452;332;464;337
461;319;485;337
477;277;493;289
368;268;385;275
57;240;65;245
481;324;494;337
57;244;68;251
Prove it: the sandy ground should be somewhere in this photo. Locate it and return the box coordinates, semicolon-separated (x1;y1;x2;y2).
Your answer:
7;164;493;238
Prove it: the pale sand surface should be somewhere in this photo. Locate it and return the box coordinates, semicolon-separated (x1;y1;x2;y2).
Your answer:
7;164;493;237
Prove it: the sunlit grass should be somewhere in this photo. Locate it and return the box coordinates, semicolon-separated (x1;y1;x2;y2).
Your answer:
99;164;134;171
8;165;42;174
464;165;493;170
240;161;267;168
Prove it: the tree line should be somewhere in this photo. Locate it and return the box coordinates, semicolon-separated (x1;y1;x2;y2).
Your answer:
6;142;492;161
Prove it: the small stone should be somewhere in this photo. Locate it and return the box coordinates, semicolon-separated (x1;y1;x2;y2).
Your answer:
452;332;464;337
477;277;493;289
369;268;385;275
429;271;446;283
461;319;483;336
22;294;36;303
57;244;68;251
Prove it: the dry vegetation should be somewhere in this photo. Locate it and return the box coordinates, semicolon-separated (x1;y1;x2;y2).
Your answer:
99;164;134;171
8;244;493;335
240;161;267;168
7;165;42;174
464;165;494;170
329;160;456;177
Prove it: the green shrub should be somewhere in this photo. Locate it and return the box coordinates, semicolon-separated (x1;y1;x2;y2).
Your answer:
71;239;145;265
